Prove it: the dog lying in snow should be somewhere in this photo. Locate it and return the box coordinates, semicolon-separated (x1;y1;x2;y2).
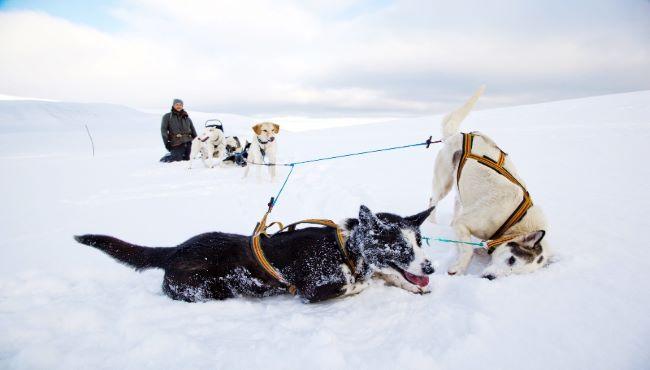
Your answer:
428;87;550;279
74;206;435;303
243;122;280;180
188;125;226;169
222;136;249;167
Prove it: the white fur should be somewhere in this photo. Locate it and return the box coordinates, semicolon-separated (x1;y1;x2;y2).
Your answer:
429;87;551;278
187;127;226;169
243;122;280;181
482;231;549;278
402;229;429;276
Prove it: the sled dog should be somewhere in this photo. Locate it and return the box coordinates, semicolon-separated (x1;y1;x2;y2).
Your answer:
188;125;226;169
75;206;435;303
243;122;280;180
429;87;550;279
222;136;248;167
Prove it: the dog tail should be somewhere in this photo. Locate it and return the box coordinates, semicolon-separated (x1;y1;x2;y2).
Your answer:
441;85;485;139
74;234;173;271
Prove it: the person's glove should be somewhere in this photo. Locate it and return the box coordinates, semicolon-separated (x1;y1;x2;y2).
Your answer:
164;141;172;151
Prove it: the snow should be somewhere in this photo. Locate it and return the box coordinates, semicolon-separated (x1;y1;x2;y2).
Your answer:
1;91;649;369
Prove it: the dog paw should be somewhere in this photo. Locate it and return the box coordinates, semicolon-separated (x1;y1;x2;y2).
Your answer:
448;261;469;276
448;266;467;275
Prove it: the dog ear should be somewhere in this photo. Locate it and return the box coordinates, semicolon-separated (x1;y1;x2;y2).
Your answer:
272;123;280;134
252;123;262;135
522;230;545;246
358;205;378;228
405;206;435;227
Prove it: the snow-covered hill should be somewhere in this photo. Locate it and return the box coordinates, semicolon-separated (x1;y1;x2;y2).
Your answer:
1;91;649;370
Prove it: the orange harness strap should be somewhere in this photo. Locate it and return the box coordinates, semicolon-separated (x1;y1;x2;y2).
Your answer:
250;214;354;295
484;234;521;254
457;133;533;247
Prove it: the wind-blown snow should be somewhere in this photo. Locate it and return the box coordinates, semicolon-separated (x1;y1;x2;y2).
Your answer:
1;91;649;369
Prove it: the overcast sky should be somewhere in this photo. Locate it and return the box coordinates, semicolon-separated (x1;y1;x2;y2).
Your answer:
1;0;649;116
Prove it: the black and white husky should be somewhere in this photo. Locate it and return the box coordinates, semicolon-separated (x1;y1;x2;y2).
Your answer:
74;206;435;303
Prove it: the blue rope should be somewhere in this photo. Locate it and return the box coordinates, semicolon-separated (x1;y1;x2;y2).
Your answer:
271;164;295;208
265;138;440;208
288;141;431;166
422;236;485;247
249;139;440;167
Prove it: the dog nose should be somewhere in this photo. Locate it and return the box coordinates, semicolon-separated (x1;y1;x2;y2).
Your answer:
422;260;434;275
482;274;496;280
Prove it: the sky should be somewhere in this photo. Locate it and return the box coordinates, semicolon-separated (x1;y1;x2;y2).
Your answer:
0;0;649;116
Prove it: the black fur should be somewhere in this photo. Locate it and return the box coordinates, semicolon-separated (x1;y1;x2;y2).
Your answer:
75;206;434;303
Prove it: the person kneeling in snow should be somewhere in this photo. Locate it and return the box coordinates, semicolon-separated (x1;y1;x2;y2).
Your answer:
160;98;197;162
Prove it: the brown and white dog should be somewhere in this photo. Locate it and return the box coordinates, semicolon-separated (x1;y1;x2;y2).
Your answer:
428;87;550;279
243;122;280;180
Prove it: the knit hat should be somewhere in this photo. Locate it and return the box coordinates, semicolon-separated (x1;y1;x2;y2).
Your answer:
172;98;183;105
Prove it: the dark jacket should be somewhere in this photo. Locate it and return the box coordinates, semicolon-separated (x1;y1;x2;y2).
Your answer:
161;108;197;148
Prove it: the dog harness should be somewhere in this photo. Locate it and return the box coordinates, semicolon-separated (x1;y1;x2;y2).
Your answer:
249;214;355;295
457;132;533;253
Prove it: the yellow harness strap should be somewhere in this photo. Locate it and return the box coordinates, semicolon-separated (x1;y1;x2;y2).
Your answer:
457;133;533;252
250;214;353;295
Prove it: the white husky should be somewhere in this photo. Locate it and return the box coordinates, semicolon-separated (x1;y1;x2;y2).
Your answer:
188;126;226;169
429;87;550;279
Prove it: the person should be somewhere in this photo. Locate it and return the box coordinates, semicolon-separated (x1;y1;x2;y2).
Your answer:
160;99;197;162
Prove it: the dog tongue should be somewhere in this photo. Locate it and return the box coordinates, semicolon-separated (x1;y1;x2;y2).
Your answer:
404;271;429;287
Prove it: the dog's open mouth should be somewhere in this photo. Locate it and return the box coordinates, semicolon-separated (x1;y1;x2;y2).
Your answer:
389;263;429;287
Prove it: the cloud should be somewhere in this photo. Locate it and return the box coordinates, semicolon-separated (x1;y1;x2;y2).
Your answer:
0;0;649;116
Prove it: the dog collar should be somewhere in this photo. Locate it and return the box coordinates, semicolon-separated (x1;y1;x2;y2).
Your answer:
257;137;275;145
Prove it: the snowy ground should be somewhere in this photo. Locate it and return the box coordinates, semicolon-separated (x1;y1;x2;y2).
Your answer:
1;91;649;369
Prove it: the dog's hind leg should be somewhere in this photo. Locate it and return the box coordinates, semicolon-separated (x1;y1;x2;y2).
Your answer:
162;271;234;302
448;223;474;275
428;148;458;224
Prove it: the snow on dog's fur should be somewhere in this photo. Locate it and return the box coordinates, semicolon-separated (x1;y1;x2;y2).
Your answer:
74;206;435;303
188;125;226;169
428;86;550;279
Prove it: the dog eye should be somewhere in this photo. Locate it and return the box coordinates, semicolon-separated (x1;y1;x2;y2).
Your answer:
507;256;516;266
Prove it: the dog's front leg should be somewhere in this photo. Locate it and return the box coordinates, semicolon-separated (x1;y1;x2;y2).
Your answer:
448;223;474;275
340;264;369;297
341;281;370;297
214;143;226;167
187;141;200;169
